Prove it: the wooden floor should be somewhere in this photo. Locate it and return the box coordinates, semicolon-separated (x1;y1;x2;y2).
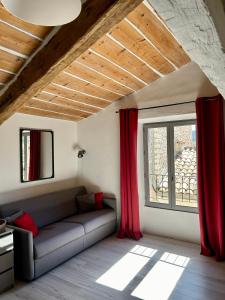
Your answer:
2;234;225;300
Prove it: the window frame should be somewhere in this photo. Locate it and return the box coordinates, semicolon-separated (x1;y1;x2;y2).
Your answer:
143;119;198;214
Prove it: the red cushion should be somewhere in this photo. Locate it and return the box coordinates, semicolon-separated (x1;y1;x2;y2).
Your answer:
95;192;104;210
14;212;39;237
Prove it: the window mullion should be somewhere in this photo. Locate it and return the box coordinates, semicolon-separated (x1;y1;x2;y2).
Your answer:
167;124;172;209
171;123;176;209
168;124;175;209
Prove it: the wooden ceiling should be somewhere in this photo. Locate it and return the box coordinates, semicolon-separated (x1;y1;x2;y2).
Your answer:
0;5;52;88
0;1;190;123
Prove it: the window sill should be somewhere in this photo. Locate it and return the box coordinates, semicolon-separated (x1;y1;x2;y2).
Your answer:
144;204;198;214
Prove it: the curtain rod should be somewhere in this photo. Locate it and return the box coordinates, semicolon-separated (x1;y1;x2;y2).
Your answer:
115;100;196;113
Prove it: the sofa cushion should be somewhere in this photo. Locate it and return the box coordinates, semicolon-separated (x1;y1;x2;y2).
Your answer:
14;212;39;237
76;193;96;213
76;192;104;213
63;209;116;233
34;222;84;259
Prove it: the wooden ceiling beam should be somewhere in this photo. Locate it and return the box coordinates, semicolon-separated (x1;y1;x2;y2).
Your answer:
0;0;143;124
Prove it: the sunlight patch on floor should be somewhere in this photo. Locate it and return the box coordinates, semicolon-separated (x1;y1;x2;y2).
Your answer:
96;245;157;291
131;252;190;300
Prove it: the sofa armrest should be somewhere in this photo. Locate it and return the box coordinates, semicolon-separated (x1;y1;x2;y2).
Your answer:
103;198;116;211
8;225;34;281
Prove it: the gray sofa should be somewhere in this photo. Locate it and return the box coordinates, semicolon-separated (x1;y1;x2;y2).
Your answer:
0;186;117;281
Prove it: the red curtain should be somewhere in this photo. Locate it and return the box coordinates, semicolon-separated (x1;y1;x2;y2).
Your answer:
29;130;41;181
196;94;225;261
117;108;142;240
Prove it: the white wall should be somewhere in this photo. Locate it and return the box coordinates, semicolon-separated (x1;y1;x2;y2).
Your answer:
77;62;219;243
0;113;78;203
0;62;218;243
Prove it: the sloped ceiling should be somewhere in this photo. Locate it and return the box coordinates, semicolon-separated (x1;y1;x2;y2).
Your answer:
0;4;52;88
0;1;190;122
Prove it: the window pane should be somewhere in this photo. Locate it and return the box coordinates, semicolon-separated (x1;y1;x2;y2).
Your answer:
174;124;197;208
148;127;169;204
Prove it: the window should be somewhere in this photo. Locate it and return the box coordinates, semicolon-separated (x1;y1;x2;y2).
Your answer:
143;120;197;213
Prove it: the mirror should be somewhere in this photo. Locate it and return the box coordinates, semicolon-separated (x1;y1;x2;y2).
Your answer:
20;129;54;182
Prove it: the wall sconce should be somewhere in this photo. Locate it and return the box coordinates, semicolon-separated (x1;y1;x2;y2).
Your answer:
73;145;86;158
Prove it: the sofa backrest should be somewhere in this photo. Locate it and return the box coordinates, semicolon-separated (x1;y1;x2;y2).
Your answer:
0;186;86;228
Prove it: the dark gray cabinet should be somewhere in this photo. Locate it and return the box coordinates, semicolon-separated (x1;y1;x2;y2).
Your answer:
0;228;14;293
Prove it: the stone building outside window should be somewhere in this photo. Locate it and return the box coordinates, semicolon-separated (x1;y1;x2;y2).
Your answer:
143;120;197;213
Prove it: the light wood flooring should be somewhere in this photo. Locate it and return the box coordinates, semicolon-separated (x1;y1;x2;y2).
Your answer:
2;234;225;300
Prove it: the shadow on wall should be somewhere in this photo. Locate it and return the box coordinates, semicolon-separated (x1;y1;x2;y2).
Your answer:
0;177;78;204
77;176;117;199
77;176;120;221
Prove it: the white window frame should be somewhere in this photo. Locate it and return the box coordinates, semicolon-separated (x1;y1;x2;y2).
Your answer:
143;119;198;213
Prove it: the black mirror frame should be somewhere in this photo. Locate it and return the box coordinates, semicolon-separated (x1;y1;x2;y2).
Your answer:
20;128;55;183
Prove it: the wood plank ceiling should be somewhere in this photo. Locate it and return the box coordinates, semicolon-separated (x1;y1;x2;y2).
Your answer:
0;4;52;88
0;1;190;122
